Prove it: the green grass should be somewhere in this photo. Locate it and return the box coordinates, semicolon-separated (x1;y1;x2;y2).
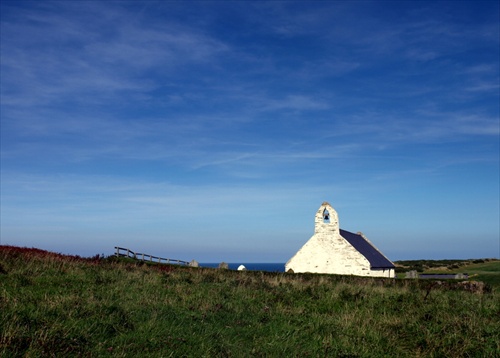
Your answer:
1;246;499;357
396;259;500;288
452;260;500;287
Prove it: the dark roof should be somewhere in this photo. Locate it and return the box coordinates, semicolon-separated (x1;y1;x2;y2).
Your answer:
339;229;395;269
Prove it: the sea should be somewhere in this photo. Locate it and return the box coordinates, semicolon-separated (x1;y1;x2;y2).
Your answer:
200;263;285;272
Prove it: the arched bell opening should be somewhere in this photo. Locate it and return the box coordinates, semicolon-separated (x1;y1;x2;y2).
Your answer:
323;208;330;223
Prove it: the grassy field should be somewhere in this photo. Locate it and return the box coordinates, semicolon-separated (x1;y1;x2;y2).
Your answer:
395;258;500;287
1;246;499;357
463;261;500;286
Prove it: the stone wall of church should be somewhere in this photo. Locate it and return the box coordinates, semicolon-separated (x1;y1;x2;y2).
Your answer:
285;230;372;276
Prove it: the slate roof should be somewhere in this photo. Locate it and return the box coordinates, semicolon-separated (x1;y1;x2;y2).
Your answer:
339;229;395;269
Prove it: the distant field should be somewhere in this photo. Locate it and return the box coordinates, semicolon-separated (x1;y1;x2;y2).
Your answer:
442;260;500;287
1;246;499;357
394;259;500;288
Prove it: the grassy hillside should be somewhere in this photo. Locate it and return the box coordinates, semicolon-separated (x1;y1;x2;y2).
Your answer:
395;259;500;287
463;261;500;286
1;246;499;357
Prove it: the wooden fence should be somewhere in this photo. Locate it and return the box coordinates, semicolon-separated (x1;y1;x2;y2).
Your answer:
114;246;191;266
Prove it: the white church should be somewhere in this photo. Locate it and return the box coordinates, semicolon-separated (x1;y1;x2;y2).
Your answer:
285;202;395;278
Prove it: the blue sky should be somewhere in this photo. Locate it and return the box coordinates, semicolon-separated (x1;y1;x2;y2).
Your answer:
1;1;499;262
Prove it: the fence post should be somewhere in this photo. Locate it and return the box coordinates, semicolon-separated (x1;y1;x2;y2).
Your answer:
189;260;199;267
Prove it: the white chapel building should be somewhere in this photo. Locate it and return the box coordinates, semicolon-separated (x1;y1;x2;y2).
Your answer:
285;202;395;278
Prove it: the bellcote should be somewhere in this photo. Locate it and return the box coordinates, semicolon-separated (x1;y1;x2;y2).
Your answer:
314;202;339;234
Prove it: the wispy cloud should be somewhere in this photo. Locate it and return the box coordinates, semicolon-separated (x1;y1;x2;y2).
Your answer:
1;1;229;110
260;95;330;111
